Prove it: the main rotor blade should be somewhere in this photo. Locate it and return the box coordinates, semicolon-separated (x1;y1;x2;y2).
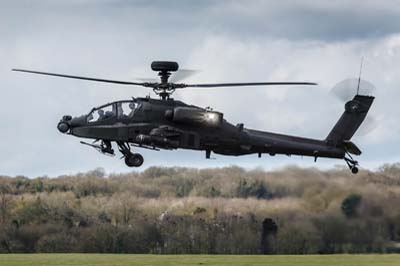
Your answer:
170;69;199;83
12;69;151;86
180;82;317;88
135;78;159;82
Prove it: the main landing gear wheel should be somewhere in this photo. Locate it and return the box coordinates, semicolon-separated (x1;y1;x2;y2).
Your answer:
125;153;144;167
117;141;144;167
344;151;359;175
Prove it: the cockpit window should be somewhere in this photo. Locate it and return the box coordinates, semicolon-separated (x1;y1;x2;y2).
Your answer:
87;104;116;123
117;102;140;119
87;101;141;123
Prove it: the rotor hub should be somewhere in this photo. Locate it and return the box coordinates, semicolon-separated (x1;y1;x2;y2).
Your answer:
150;61;180;100
153;82;176;100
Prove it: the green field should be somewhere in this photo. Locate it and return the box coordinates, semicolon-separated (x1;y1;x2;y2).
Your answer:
0;254;399;266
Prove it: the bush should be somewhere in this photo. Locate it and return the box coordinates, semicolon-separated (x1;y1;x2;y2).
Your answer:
277;222;322;254
0;164;400;254
342;194;362;218
37;233;77;252
235;179;271;199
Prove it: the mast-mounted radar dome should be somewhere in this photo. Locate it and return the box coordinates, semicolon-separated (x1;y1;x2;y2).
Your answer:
151;61;179;72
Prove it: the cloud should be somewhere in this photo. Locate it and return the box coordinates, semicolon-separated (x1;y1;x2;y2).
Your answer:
0;1;399;176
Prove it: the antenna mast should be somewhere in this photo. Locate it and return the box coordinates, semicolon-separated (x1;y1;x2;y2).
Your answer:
356;56;364;95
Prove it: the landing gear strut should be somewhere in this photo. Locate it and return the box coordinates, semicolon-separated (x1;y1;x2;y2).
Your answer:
117;141;144;167
344;151;359;174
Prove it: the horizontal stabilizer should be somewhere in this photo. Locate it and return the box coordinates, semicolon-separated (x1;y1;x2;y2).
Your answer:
343;140;362;155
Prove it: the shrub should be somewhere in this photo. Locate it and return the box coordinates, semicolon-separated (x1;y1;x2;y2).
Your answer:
342;194;362;218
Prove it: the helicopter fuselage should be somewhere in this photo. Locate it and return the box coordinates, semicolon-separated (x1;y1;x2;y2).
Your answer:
59;97;345;161
14;61;375;173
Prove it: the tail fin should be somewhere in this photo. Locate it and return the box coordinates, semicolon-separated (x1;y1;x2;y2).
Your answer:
326;95;374;147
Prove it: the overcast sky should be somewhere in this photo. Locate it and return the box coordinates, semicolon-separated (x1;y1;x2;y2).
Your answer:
1;0;400;177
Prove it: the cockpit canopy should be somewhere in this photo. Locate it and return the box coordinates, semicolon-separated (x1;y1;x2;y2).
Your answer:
87;100;141;123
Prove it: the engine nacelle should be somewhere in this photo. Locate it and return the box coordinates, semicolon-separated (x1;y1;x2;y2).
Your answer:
166;107;223;127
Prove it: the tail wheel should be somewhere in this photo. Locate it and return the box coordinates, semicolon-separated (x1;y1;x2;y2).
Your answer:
125;153;144;167
344;151;359;175
351;166;359;174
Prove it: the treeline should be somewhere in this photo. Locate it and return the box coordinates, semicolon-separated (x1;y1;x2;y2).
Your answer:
1;164;400;254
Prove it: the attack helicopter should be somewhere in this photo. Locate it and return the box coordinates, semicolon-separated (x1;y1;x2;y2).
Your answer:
12;61;374;173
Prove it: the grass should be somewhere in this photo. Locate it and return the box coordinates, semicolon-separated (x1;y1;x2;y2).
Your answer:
0;254;399;266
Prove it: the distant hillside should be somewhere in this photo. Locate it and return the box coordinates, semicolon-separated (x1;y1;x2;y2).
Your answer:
1;164;400;254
